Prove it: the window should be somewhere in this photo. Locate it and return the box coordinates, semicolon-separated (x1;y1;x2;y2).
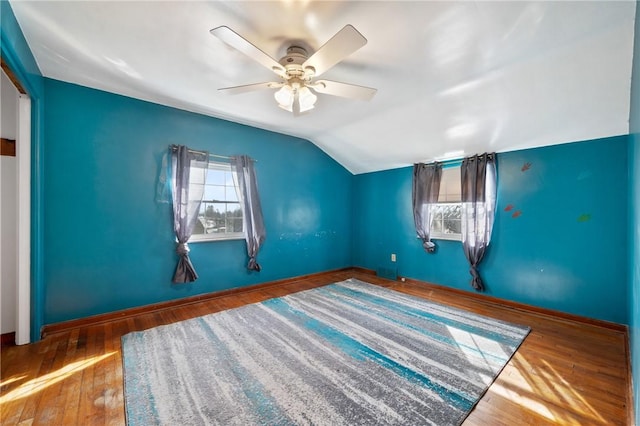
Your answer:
430;166;462;241
190;161;244;242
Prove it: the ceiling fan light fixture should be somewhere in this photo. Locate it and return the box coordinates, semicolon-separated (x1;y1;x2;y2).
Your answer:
298;86;317;112
274;85;294;110
274;84;317;113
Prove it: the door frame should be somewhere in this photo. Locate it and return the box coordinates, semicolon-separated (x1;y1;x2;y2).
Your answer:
1;62;33;345
16;93;31;345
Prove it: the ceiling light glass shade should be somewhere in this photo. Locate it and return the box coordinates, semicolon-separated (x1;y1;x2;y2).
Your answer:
274;85;294;111
274;84;317;113
298;86;317;112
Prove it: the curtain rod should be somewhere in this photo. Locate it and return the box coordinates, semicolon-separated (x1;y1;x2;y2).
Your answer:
415;158;462;167
209;153;232;160
170;145;256;162
208;153;257;163
419;152;495;168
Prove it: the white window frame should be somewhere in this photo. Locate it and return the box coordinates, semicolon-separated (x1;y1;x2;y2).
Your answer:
189;161;245;243
430;166;462;242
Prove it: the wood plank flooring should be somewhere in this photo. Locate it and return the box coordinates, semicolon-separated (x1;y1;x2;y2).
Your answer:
1;270;630;425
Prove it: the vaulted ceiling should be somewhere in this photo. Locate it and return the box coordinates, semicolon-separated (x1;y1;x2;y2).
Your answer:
9;1;636;174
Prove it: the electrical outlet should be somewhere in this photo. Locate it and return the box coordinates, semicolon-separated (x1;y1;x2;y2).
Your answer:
391;253;396;262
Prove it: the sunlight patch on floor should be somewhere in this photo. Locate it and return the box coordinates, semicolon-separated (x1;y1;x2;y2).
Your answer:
0;374;27;388
496;355;608;424
490;381;557;422
445;325;510;369
537;359;607;423
0;352;115;404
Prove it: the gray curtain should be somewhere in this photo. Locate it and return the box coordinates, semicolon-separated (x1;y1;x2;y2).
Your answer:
170;145;209;283
232;155;266;271
461;153;497;291
412;162;443;253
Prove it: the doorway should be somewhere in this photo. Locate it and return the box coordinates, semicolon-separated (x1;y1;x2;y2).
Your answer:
1;66;31;345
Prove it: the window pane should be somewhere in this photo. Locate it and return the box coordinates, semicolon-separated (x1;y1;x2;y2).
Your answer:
197;202;217;234
438;166;462;203
189;182;205;195
226;185;239;202
203;203;224;233
432;218;444;234
192;216;205;235
190;166;206;185
201;203;215;218
431;205;443;233
442;204;460;219
229;217;243;232
430;202;462;238
444;219;461;234
191;161;245;241
204;185;226;201
431;206;443;222
206;170;226;185
198;202;208;217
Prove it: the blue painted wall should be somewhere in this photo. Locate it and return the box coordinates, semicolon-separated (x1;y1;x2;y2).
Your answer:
0;0;45;340
628;1;640;422
4;0;636;353
353;136;629;324
42;79;353;324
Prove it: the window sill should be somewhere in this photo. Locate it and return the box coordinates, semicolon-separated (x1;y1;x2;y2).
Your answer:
430;234;461;242
189;234;245;243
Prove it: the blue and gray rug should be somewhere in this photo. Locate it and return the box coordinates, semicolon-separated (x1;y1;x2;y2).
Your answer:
122;278;530;425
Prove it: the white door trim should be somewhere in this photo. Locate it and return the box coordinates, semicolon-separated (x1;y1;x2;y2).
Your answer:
16;94;30;345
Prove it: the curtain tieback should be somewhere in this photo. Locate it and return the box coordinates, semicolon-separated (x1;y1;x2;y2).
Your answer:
422;240;436;254
469;265;484;291
248;256;261;272
469;265;480;280
176;242;190;256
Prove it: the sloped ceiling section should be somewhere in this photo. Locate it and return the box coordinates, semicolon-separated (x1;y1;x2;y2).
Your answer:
10;1;635;174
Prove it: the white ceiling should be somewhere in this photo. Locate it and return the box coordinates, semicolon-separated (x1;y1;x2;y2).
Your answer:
9;1;636;174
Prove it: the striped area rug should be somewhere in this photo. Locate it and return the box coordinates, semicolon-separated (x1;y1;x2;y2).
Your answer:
122;278;530;425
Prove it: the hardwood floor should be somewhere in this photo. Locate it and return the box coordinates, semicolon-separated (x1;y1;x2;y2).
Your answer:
1;269;630;425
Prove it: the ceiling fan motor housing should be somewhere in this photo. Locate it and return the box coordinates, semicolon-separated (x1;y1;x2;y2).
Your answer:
280;46;315;80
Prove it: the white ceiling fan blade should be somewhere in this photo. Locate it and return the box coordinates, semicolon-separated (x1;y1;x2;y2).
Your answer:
219;82;283;95
310;80;377;101
210;26;286;78
303;25;367;77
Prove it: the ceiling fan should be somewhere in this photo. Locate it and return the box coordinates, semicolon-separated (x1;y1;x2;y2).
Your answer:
210;25;377;115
